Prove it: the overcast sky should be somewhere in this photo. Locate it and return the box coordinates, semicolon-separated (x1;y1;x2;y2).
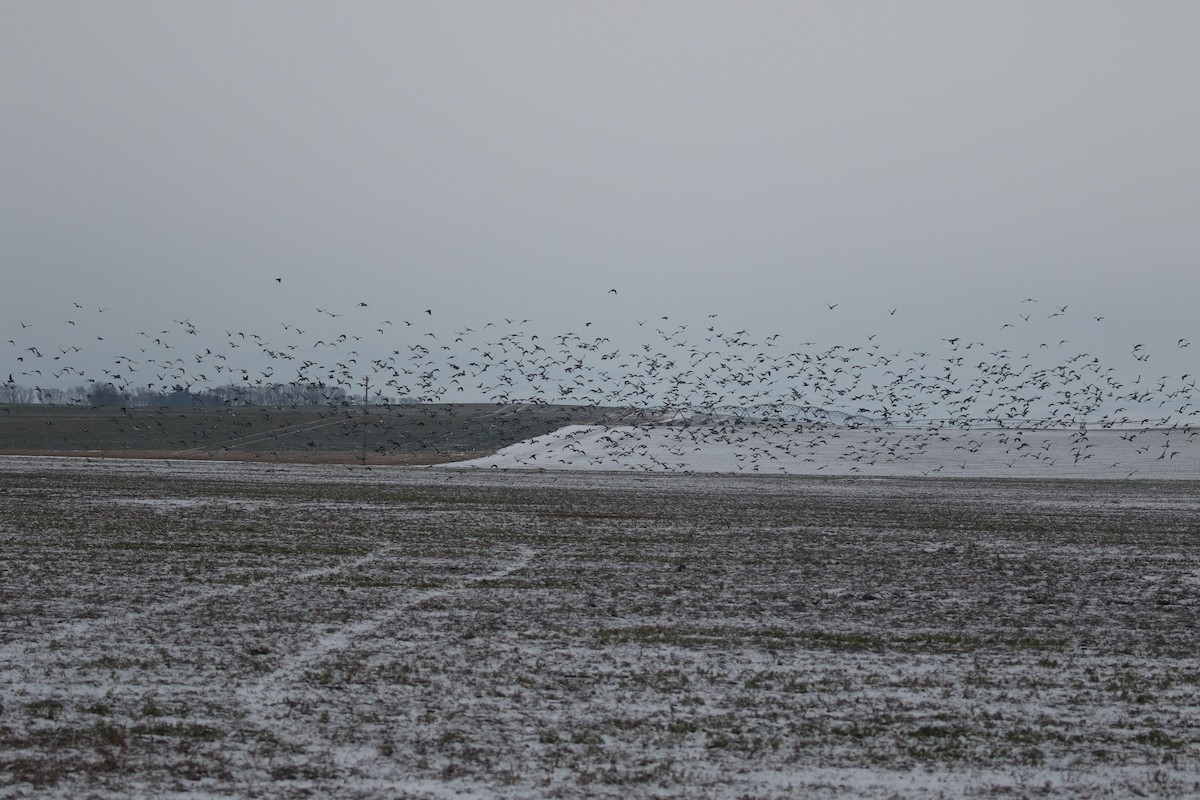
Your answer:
2;2;1197;401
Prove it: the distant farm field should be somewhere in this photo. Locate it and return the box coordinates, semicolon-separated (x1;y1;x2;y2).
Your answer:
0;403;615;464
2;457;1199;798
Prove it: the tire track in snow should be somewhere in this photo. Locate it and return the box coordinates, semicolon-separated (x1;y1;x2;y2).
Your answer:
234;544;535;740
247;544;533;690
0;537;402;666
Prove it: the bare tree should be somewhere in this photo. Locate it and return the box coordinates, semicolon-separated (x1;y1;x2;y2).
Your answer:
0;381;34;404
87;382;127;407
35;386;67;405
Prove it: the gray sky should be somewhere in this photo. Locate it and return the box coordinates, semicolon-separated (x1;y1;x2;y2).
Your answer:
2;2;1197;407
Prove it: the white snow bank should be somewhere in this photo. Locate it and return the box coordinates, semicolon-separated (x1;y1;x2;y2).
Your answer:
443;423;1200;478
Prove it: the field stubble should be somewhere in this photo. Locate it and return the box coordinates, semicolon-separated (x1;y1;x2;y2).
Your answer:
1;457;1199;798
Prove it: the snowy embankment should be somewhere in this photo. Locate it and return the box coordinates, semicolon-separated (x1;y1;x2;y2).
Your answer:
445;423;1200;478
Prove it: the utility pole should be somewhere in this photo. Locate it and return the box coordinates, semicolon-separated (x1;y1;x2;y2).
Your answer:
361;375;370;465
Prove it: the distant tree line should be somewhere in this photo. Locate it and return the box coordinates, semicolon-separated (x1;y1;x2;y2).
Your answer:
0;381;408;408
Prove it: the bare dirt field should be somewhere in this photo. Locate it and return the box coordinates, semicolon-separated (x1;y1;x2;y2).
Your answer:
2;456;1199;798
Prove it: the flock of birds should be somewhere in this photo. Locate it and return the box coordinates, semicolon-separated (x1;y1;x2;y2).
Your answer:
3;288;1198;474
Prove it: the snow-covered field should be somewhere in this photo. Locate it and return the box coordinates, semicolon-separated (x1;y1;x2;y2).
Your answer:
445;423;1200;478
2;455;1200;798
